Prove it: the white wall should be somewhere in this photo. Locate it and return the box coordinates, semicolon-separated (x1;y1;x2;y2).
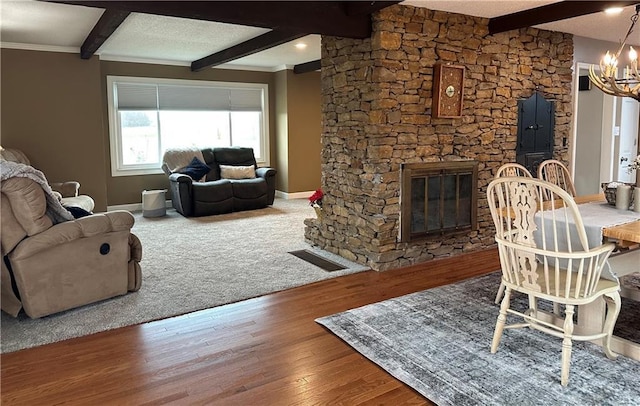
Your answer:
572;36;633;192
574;66;604;195
573;36;621;64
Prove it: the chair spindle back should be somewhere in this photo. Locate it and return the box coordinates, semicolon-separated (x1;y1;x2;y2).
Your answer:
488;177;613;300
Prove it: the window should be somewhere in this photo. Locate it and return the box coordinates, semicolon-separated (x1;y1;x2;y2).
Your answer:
107;76;269;176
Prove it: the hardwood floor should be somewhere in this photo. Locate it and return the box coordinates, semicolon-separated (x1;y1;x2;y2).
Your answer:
1;249;500;405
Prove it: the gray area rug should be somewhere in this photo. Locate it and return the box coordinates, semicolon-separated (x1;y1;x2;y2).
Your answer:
1;198;367;353
316;272;640;406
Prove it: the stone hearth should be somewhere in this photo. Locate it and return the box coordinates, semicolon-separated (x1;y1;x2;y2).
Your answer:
304;4;573;271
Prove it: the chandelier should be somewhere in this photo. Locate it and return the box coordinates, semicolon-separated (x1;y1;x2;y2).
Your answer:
588;5;640;101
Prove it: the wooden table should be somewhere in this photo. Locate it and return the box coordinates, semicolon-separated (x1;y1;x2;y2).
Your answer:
603;220;640;249
578;193;640;248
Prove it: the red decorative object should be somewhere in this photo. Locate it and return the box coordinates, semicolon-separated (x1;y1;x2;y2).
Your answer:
309;189;323;207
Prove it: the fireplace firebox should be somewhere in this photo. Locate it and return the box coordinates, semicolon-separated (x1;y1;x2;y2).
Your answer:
400;161;478;242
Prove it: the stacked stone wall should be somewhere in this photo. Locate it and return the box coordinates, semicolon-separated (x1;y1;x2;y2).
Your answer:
304;4;574;271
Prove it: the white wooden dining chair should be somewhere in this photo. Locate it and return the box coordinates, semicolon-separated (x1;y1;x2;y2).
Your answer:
493;163;533;304
495;162;532;178
487;177;621;386
537;159;577;197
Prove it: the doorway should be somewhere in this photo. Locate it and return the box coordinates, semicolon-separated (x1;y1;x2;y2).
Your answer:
617;97;640;183
572;62;639;195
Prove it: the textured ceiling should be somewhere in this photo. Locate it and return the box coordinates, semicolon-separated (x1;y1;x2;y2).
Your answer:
407;0;639;47
98;13;271;64
536;10;640;45
1;0;638;71
402;0;561;18
0;0;102;48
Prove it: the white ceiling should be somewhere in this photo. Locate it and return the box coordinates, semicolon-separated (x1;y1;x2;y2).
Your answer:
1;0;639;71
100;13;269;66
402;0;561;18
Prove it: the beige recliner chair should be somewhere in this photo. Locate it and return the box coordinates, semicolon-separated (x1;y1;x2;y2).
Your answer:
1;175;142;319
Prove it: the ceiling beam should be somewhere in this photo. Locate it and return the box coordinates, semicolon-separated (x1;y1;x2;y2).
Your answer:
45;1;400;38
80;8;130;59
191;30;306;71
43;0;401;66
293;60;321;74
489;1;640;35
344;1;400;16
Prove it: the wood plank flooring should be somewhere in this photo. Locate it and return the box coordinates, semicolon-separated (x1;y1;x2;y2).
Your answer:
1;249;500;405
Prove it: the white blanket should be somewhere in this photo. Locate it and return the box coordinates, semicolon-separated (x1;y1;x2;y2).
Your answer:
0;160;74;224
161;147;205;174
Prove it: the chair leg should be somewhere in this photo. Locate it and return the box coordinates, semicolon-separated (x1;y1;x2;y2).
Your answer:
560;304;575;387
491;288;511;354
494;282;505;304
527;294;537;314
602;292;621;360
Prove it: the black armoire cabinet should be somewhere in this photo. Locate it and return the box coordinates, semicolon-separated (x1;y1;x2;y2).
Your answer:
516;92;554;175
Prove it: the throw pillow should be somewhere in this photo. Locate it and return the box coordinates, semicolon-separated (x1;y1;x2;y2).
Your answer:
66;205;92;219
219;164;256;180
178;157;211;181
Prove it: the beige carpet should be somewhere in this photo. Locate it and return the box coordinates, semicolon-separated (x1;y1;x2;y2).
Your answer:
0;198;368;353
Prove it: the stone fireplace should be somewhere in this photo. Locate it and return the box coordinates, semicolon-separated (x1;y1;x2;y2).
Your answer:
304;4;574;271
399;161;478;243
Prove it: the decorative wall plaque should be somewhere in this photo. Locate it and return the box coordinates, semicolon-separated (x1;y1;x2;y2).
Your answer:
432;63;465;118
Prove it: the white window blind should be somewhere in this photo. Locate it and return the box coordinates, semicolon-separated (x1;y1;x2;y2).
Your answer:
115;83;158;110
115;83;263;112
157;85;230;110
229;88;263;111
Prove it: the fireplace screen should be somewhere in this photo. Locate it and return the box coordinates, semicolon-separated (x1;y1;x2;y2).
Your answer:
400;161;478;242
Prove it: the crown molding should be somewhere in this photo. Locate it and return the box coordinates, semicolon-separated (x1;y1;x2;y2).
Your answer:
0;43;283;72
0;42;78;53
214;63;279;72
98;54;191;67
101;55;279;72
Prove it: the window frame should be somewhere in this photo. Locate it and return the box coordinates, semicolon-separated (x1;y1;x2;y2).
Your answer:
106;75;270;177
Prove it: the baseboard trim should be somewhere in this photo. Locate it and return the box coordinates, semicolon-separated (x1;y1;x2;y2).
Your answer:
107;190;316;211
107;201;172;212
276;190;316;200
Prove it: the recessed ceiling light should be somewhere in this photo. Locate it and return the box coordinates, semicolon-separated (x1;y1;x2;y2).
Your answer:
295;42;307;50
604;7;624;15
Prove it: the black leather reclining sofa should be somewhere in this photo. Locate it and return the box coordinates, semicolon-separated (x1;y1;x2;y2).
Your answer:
166;147;277;217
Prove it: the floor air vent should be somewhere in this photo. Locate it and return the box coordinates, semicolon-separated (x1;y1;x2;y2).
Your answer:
289;250;346;272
